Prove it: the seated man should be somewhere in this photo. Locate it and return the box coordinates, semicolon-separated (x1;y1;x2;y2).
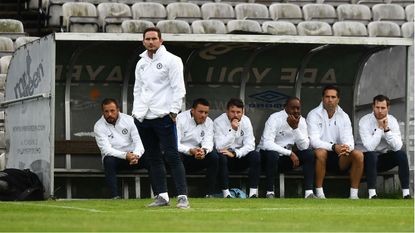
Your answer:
214;98;261;198
176;98;218;198
359;94;411;199
94;98;149;199
258;97;315;198
307;85;364;199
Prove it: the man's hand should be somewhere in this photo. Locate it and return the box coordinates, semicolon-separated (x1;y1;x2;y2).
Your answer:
169;112;177;123
377;117;388;129
219;148;236;158
287;115;300;129
334;144;350;157
231;118;240;131
126;152;139;165
190;148;205;160
290;152;300;168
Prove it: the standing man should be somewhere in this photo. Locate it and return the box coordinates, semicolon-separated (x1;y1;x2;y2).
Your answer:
359;95;411;199
94;98;149;199
307;85;364;199
257;97;316;198
176;98;219;197
132;27;189;208
214;98;261;198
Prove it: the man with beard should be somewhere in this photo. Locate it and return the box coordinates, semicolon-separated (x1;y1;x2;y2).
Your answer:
359;94;411;199
257;97;316;198
214;98;260;198
307;85;364;199
94;98;149;199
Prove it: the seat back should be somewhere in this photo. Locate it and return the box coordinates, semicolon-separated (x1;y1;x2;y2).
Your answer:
303;4;337;23
191;20;227;34
332;21;368;36
262;21;297;35
368;21;401;37
227;19;262;33
337;4;371;24
166;2;202;23
121;20;155;33
156;20;192;33
131;2;167;24
297;21;333;36
201;3;235;23
269;3;303;23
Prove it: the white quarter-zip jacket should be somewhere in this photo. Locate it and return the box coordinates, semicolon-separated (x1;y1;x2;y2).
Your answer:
176;110;214;155
94;112;145;160
132;45;186;122
213;113;255;158
358;113;402;153
306;102;354;151
257;110;309;156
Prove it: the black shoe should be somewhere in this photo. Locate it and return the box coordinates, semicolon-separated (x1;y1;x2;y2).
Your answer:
224;194;234;198
369;195;378;199
249;194;257;198
403;195;412;199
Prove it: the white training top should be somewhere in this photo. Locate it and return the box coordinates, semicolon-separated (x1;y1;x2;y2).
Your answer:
306;102;354;151
94;112;145;160
176;109;214;155
132;45;186;122
213;113;255;158
358;113;402;153
257;110;309;156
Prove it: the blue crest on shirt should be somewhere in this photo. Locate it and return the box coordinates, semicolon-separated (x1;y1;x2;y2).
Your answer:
156;63;163;69
240;130;244;136
200;130;205;137
122;128;128;135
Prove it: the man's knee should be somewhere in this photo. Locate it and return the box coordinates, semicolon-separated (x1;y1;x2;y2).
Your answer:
314;149;328;161
350;150;364;164
248;151;261;166
301;149;315;163
394;150;408;162
103;156;117;169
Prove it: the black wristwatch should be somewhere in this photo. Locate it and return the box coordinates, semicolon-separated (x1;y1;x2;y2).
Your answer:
331;144;336;152
169;112;177;119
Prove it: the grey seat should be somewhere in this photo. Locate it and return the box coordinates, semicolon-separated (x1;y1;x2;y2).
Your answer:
15;36;40;49
201;3;235;23
297;21;333;36
284;0;318;7
28;0;49;9
269;3;303;24
353;0;385;8
262;21;297;35
401;22;414;37
227;19;262;33
319;0;352;7
62;2;99;32
372;4;405;24
191;20;227;34
0;55;12;74
388;0;414;7
156;20;192;33
97;3;132;33
405;4;414;21
0;19;24;33
235;3;271;24
131;2;167;24
303;4;337;24
47;0;68;27
332;21;368;36
166;2;202;23
337;4;371;24
121;20;155;33
367;21;401;37
0;37;14;57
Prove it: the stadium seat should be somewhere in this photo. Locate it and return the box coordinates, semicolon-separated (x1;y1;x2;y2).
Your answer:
0;74;5;92
121;20;155;33
62;2;99;32
97;3;132;33
234;3;271;24
297;21;333;36
303;4;337;24
191;20;227;34
156;20;192;33
131;2;167;24
319;0;352;7
337;4;371;25
269;3;303;24
367;21;401;37
0;55;12;74
15;36;40;49
388;0;414;7
166;2;202;23
219;0;254;7
200;3;235;23
116;0;144;5
262;21;297;35
332;21;368;36
227;19;262;34
187;0;216;6
0;37;14;56
284;0;318;7
0;19;24;33
47;0;67;27
405;4;414;21
28;0;49;9
372;4;405;24
353;0;385;8
401;22;414;37
149;0;179;6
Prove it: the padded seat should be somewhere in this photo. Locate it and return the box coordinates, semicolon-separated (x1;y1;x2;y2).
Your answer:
191;20;227;34
131;2;167;24
235;3;271;24
0;37;14;55
201;3;235;23
297;21;333;36
0;19;24;33
269;3;303;24
166;2;202;23
405;4;414;21
332;21;368;36
401;22;414;37
227;20;262;34
156;20;192;33
262;21;297;35
337;4;371;24
62;2;99;32
15;36;40;49
121;20;155;33
97;3;132;33
0;55;12;74
368;21;401;37
303;4;337;24
372;4;405;24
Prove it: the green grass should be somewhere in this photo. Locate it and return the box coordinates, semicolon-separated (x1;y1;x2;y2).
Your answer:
0;198;412;232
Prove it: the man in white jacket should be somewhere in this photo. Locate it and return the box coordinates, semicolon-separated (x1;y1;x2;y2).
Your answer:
176;98;218;197
258;97;315;198
94;98;149;199
132;27;189;208
214;98;260;198
359;94;411;199
307;85;364;199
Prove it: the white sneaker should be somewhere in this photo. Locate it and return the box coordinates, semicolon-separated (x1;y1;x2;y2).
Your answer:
316;194;326;199
349;196;359;200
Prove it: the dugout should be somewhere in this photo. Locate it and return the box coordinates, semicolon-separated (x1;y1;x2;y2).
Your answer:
1;33;413;198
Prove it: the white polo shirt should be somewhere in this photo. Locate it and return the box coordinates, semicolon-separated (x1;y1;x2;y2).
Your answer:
213;113;255;158
176;110;214;155
132;45;186;122
257;110;309;156
94;112;144;160
306;102;354;151
358;113;402;153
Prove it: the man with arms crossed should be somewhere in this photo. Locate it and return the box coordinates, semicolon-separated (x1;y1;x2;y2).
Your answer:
258;97;316;198
307;85;364;199
359;94;411;199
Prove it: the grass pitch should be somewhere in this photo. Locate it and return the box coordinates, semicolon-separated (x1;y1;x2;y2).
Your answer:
0;198;412;232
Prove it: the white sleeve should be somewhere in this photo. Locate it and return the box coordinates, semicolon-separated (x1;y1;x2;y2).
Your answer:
384;117;403;151
359;116;382;152
130;121;145;158
176;118;191;155
339;115;355;150
234;119;256;158
293;118;310;150
94;122;127;160
214;119;236;150
168;56;186;114
262;116;291;156
201;120;214;153
307;112;332;151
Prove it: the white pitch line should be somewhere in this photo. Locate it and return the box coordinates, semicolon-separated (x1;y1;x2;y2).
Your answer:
6;202;106;213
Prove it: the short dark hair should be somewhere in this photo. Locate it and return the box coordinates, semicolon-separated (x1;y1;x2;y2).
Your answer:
373;94;390;106
143;27;161;40
322;85;340;97
101;98;119;110
226;98;244;110
284;96;300;107
192;98;210;109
